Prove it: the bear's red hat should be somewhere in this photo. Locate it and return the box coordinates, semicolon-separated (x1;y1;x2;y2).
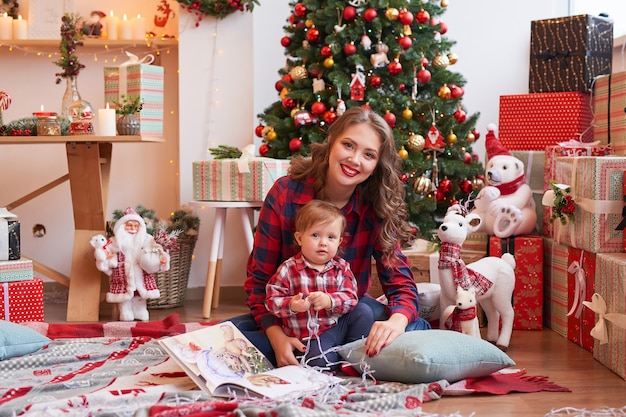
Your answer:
484;123;510;160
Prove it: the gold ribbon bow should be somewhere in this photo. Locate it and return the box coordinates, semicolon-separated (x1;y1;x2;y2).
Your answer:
582;293;626;345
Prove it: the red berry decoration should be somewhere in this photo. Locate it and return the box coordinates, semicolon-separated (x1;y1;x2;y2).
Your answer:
294;3;307;17
398;10;414;25
289;137;302;152
343;42;357;56
321;45;332;57
398;35;412;49
363;8;378;22
306;27;320;42
323;110;337;124
311;101;327;115
370;75;382;88
343;6;357;21
417;68;431;83
281;36;291;47
388;60;402;75
383;111;396;128
416;9;430;24
255;125;264;137
259;144;269;156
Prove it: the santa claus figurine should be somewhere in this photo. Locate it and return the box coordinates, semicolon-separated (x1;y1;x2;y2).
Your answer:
95;207;169;321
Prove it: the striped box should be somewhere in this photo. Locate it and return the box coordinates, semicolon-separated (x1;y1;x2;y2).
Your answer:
567;248;596;352
551;156;626;253
0;278;44;323
192;159;290;202
593;72;626;155
104;64;164;137
593;253;626;380
498;92;595;150
0;259;33;282
543;237;569;338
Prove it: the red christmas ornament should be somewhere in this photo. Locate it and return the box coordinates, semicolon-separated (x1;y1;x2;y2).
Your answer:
323;110;337;124
274;80;284;92
363;8;378;22
460;179;473;194
370;75;382;88
342;6;357;21
430;17;439;26
289;137;302;152
439;21;448;34
473;129;480;140
344;42;357;55
416;9;430;24
281;36;291;47
399;84;406;93
306;27;320;42
450;85;464;98
400;173;409;183
383;111;396;128
321;45;332;57
398;10;414;25
311;101;327;115
294;3;307;17
282;74;293;83
463;151;472;164
398;35;412;49
259;143;269;156
255;125;264;137
289;14;296;24
422;57;429;67
438;178;452;194
453;109;466;123
361;103;371;111
282;97;296;109
388;60;402;75
417;68;431;83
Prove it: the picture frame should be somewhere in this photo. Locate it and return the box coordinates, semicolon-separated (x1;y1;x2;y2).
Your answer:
28;0;75;39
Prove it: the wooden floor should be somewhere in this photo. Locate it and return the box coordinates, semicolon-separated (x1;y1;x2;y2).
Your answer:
44;296;626;417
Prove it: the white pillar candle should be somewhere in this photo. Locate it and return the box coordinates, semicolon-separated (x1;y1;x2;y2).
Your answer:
97;103;117;136
106;11;118;40
132;14;146;40
119;14;132;40
0;13;13;40
12;14;27;39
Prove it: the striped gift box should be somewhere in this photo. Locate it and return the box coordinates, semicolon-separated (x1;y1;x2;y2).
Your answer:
0;259;33;282
543;237;569;338
593;253;626;380
104;64;164;137
498;92;595;150
193;159;290;202
551;156;626;253
0;278;44;323
593;72;626;155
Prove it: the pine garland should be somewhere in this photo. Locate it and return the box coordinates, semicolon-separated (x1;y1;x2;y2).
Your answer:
54;14;85;84
176;0;259;24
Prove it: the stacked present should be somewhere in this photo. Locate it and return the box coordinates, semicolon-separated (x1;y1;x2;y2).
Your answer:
0;208;44;323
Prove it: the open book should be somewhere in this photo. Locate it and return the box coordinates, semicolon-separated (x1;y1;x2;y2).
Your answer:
159;320;340;399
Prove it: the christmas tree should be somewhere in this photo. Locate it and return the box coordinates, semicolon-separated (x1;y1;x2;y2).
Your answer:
255;0;485;237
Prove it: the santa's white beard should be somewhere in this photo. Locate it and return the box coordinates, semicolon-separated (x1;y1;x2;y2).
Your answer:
115;230;144;265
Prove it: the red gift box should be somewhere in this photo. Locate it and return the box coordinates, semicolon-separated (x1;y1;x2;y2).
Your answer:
543;237;569;337
498;92;594;150
488;235;543;330
0;278;44;323
566;248;596;352
593;72;626;155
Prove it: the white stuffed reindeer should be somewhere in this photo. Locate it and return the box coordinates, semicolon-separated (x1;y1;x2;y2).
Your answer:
437;206;517;350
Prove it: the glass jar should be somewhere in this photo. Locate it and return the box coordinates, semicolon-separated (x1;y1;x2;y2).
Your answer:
36;115;61;136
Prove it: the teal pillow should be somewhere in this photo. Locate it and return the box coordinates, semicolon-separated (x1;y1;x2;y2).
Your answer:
339;329;515;383
0;320;51;360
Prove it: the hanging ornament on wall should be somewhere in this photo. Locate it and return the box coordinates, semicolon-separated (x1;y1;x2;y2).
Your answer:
407;133;425;151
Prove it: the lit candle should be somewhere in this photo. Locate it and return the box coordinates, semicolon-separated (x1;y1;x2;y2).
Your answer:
97;103;116;136
119;14;132;40
106;11;118;40
33;104;56;118
0;13;13;40
12;14;27;40
132;14;146;40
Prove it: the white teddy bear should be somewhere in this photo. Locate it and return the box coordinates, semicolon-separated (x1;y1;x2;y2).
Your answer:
90;234;117;275
471;124;537;238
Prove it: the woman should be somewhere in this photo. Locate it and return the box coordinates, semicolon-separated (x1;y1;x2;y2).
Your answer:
234;107;430;367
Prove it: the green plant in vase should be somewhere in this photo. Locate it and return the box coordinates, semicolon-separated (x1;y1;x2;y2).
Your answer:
112;94;143;135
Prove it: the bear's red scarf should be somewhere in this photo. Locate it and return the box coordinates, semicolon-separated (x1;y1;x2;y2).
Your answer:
492;173;526;196
438;241;493;295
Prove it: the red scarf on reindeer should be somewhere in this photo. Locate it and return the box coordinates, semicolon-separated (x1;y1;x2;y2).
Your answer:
438;241;493;295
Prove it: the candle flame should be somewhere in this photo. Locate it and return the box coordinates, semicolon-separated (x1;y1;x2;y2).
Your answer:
123;14;128;21
17;15;22;20
40;105;44;111
106;102;110;110
109;10;114;17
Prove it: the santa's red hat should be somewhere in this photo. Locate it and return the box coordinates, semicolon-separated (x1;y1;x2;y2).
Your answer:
484;123;510;160
113;207;146;235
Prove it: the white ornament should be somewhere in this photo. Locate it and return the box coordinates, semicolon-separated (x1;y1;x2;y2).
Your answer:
313;78;326;93
337;99;346;116
334;24;346;33
361;34;372;50
348;0;367;7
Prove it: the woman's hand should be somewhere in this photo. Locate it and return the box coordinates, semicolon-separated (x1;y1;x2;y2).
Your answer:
265;325;306;367
364;313;408;357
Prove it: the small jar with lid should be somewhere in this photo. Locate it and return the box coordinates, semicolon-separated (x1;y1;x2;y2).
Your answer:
33;112;61;136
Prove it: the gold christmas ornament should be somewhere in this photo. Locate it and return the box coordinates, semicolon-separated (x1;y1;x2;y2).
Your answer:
262;126;275;140
413;175;432;195
472;177;485;190
407;134;425;152
305;19;314;28
266;130;277;141
438;84;451;99
402;107;413;120
447;52;458;65
433;54;449;69
404;24;412;36
279;87;290;99
447;131;457;145
466;131;475;143
398;146;409;160
441;0;449;7
289;65;309;81
385;8;399;20
323;57;335;68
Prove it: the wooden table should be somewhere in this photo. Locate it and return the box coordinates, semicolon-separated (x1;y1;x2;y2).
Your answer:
0;135;164;321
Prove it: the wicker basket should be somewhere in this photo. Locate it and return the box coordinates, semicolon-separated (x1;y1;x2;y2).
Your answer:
148;236;197;309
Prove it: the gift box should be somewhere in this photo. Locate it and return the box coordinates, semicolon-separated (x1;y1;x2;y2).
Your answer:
104;62;164;137
529;14;613;93
543;143;614;238
0;208;20;261
192;158;290;202
566;247;596;351
593;72;626;155
543;237;569;338
0;278;44;323
488;235;543;330
590;253;626;380
498;92;594;150
547;156;626;253
0;259;33;282
511;151;545;234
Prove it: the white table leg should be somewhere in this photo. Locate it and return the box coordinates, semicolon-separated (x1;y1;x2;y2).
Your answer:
241;207;255;254
202;207;226;319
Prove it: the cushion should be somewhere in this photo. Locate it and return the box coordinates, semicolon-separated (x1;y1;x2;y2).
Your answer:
338;329;514;384
0;320;51;360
